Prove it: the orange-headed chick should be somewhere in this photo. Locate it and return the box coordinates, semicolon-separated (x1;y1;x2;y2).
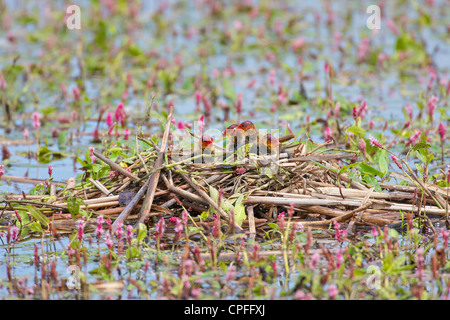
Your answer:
236;121;259;155
201;134;214;151
223;123;238;136
260;134;280;154
237;121;257;133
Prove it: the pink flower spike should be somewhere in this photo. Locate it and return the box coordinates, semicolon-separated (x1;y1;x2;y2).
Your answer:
369;136;384;149
408;130;421;146
106;112;113;127
73;87;81;101
324;127;332;142
358;138;366;153
334;101;341;116
124;128;130;140
406;103;413;120
197;114;205;135
48;165;53;177
391;155;403;170
24;128;29;140
32;112;41;130
328;284;338;300
437;122;447;141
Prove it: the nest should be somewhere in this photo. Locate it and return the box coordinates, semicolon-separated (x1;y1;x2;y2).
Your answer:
3;108;449;239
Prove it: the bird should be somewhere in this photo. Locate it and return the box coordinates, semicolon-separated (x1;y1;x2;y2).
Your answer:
222;124;239;163
201;134;214;152
236;121;259;156
259;134;280;154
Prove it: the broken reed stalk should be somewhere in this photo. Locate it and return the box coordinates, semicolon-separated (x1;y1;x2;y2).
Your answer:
1;175;65;186
172;164;243;231
137;105;174;226
247;205;256;235
112;178;152;232
93;150;139;181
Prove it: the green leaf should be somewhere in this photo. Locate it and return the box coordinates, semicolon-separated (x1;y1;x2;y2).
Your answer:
67;197;82;219
29;221;44;233
37;146;68;164
346;125;366;137
379;151;388;176
27;205;49;227
233;194;247;226
137;223;147;242
268;222;279;230
359;163;384;178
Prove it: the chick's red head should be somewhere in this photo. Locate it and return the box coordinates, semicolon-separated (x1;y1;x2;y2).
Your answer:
201;134;214;150
223;124;238;136
263;134;280;151
237;121;256;132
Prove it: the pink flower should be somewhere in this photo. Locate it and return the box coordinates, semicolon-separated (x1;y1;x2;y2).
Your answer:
406;103;413;120
415;248;424;280
0;164;6;179
93;128;99;141
155;217;166;241
235;93;243;115
89;146;96;163
235;167;246;175
334;101;341;116
23;128;29;140
358;138;366;153
296;222;305;233
48;165;53;177
77;218;85;241
73;87;81;101
96;223;104;238
197;114;205;135
106;112;113;127
195;92;202;111
32;112;41;130
328;284;338;300
437;122;447;141
427;95;439;122
324;61;331;77
335;249;343;268
377;52;388;67
324;127;332;141
310;253;320;269
407;130;421;146
105;233;113;249
352;107;358;120
115;221;123;239
233;19;243;31
386;19;399;35
124;128;130;140
291;36;305;51
11;225;19;243
269;69;276;86
369;119;374;130
357;37;370;60
115;102;125;127
212;214;221;238
182;210;189;225
369;136;383;149
226;265;235;282
371;226;379;238
126;225;134;243
391;155;403;169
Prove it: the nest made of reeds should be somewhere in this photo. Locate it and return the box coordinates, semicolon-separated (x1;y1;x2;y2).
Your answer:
2;108;449;239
